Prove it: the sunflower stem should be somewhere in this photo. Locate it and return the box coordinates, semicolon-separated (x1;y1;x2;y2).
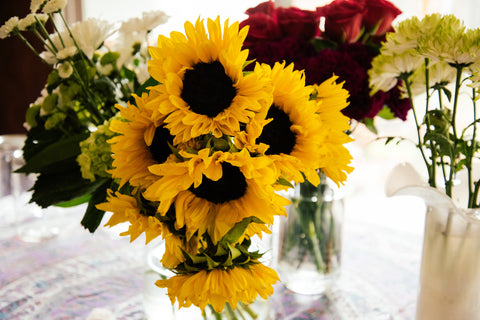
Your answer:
238;302;258;319
208;305;223;320
225;303;239;320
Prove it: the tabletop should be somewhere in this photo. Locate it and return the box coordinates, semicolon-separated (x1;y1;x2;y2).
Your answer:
0;187;425;320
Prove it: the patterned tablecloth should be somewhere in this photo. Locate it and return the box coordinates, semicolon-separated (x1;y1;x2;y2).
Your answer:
0;194;423;320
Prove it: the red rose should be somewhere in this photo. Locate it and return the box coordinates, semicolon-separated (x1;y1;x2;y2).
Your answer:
276;6;321;40
245;0;276;16
316;0;365;43
240;1;281;43
363;0;401;35
240;12;281;44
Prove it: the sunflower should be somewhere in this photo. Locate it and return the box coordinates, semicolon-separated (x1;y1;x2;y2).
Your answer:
311;76;354;185
144;149;289;244
96;189;165;244
108;92;175;189
147;17;272;144
236;62;324;186
156;263;279;313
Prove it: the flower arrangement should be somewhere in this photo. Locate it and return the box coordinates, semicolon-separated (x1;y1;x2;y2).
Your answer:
239;0;402;290
2;0;353;317
0;0;168;231
239;0;410;131
370;14;480;208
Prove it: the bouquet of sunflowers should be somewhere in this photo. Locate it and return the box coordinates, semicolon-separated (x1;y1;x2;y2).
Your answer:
2;0;353;316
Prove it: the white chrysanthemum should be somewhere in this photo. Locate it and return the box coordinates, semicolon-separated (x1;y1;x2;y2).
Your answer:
71;18;115;58
407;61;458;97
18;13;48;31
119;10;168;34
40;18;114;61
109;31;146;67
56;46;77;59
42;0;67;14
468;64;480;89
416;14;479;65
381;16;422;56
369;49;424;93
0;17;19;39
57;61;73;78
39;50;57;64
30;0;47;13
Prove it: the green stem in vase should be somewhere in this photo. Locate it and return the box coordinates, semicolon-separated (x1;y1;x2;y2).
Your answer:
298;176;329;273
225;303;239;320
238;302;258;319
206;305;223;320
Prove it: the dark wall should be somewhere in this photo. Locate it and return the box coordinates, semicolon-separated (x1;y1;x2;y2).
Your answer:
0;0;51;134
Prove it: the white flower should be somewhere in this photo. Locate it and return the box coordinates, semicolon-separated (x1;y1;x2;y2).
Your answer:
40;18;114;60
408;61;457;97
369;49;424;93
30;0;48;13
382;16;422;56
56;46;77;59
18;13;48;31
39;50;56;64
71;18;115;59
42;0;67;14
135;63;150;84
0;16;19;39
416;14;480;66
57;61;73;78
119;10;168;34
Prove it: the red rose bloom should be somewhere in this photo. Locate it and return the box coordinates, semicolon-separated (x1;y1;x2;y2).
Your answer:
240;12;281;44
276;6;321;40
241;1;321;44
316;0;365;43
363;0;402;35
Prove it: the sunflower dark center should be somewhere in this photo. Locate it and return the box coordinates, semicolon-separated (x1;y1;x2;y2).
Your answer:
181;61;237;118
189;163;247;204
257;104;296;155
148;125;174;163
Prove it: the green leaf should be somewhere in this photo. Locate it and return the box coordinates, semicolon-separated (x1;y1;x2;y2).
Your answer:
16;133;88;174
424;131;454;157
204;254;221;269
219;216;264;245
276;177;294;188
385;137;395;145
442;87;452;102
56;193;91;207
80;179;111;233
30;163;107;208
363;118;378;134
377;106;395;120
228;244;242;260
100;52;120;66
135;76;160;96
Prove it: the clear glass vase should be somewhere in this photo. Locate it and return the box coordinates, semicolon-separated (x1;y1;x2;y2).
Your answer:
275;173;344;294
